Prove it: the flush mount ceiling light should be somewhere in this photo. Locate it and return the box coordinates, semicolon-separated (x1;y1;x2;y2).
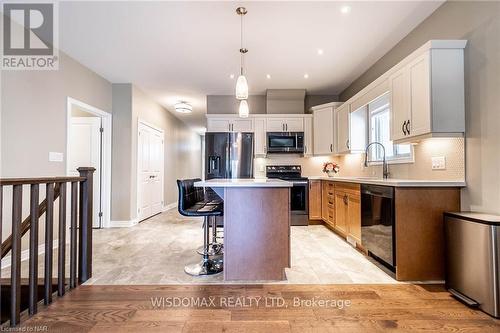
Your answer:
266;74;271;79
340;5;351;14
303;73;309;79
174;101;193;114
235;7;249;101
238;99;249;118
317;48;324;55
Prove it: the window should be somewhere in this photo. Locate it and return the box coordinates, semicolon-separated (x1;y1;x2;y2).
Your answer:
368;93;413;164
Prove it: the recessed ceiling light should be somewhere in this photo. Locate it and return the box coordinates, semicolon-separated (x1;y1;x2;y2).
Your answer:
266;74;271;79
303;73;309;79
317;49;324;55
340;5;351;14
229;74;235;79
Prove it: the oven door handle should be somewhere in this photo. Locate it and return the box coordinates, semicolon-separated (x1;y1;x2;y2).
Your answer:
292;180;309;185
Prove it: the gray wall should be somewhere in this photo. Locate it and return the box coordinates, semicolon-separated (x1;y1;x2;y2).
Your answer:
339;1;500;214
131;86;202;216
207;94;338;114
111;84;135;221
207;95;266;114
1;52;112;177
1;50;113;249
111;85;202;221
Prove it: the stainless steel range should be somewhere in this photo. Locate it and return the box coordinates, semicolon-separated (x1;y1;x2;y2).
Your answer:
266;165;309;226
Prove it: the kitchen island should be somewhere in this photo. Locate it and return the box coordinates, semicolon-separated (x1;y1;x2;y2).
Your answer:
194;178;293;281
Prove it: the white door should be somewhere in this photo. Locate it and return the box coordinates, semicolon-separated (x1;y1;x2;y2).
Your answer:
284;118;304;132
313;107;334;155
68;117;102;228
266;119;285;132
138;122;164;221
336;104;351;154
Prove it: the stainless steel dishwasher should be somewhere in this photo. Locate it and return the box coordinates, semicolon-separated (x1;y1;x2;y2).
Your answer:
444;212;500;318
361;184;395;272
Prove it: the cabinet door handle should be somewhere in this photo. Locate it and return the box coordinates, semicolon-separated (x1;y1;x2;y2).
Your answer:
402;121;407;136
330;144;333;152
406;120;410;135
304;145;307;154
346;139;350;149
286;124;288;131
343;194;348;205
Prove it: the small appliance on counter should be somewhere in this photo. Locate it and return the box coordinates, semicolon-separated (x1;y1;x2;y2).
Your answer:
444;212;500;318
266;165;308;226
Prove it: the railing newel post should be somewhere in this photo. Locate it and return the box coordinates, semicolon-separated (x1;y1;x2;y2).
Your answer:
77;167;95;284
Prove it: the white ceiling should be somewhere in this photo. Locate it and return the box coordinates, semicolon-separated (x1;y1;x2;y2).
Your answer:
59;1;443;131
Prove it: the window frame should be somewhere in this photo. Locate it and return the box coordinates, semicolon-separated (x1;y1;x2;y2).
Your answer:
367;94;414;165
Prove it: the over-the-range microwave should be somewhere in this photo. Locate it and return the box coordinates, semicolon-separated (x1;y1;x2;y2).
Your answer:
266;132;304;154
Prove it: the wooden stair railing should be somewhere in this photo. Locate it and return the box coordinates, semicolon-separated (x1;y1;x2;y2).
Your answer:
1;183;61;259
0;167;95;327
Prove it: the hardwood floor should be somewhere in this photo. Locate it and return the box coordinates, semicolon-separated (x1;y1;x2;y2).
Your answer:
14;284;499;332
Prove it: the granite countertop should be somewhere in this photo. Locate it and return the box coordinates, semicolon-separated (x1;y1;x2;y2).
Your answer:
307;176;466;187
194;178;293;188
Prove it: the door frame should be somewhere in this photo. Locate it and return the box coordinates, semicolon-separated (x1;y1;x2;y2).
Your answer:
137;119;165;221
66;97;112;228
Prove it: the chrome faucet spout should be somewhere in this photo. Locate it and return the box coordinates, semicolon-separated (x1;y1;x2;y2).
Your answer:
364;142;390;179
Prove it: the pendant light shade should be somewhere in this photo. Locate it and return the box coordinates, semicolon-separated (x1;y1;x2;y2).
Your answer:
235;75;248;100
239;99;249;118
174;101;193;113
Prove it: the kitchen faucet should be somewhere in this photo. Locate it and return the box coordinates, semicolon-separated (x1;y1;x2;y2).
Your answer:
364;142;390;179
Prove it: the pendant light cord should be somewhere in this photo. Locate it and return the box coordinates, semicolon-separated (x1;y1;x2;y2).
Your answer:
240;12;244;76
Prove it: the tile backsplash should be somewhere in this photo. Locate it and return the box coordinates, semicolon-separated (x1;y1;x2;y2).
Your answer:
254;137;465;181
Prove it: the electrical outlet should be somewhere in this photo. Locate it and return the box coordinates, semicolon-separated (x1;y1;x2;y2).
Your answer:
49;152;64;162
431;156;446;170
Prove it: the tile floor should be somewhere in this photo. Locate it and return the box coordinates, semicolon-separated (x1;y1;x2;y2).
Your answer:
84;209;396;285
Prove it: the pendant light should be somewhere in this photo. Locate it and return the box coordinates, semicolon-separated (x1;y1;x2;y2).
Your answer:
235;7;249;101
238;99;249;118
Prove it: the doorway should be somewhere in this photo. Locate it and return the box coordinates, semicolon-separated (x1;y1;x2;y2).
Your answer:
137;120;165;221
66;97;112;228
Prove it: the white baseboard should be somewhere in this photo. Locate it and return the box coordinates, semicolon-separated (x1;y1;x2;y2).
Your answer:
1;241;60;270
108;219;138;228
163;202;177;211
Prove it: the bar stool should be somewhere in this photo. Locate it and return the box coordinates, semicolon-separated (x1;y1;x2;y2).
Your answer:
177;179;223;276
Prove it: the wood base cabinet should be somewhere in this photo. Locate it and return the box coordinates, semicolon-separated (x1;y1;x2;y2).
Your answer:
321;181;335;228
333;182;361;244
308;180;322;220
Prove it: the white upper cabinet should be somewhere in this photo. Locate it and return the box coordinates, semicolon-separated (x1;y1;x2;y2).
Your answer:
253;118;266;156
285;118;304;132
207;117;253;132
266;118;304;132
303;117;313;157
335;104;351;154
389;68;411;141
389;45;465;143
312;106;335;155
335;103;367;155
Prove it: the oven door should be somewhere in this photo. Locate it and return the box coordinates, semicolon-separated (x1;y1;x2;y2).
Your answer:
290;180;308;226
267;132;304;153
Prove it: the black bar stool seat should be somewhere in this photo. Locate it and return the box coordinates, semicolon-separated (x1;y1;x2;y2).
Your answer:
177;179;223;276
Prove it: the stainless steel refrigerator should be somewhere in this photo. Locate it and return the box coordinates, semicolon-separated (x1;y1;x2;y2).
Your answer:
205;132;254;179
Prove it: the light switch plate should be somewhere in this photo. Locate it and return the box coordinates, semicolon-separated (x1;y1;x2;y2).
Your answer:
49;152;64;162
431;156;446;170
